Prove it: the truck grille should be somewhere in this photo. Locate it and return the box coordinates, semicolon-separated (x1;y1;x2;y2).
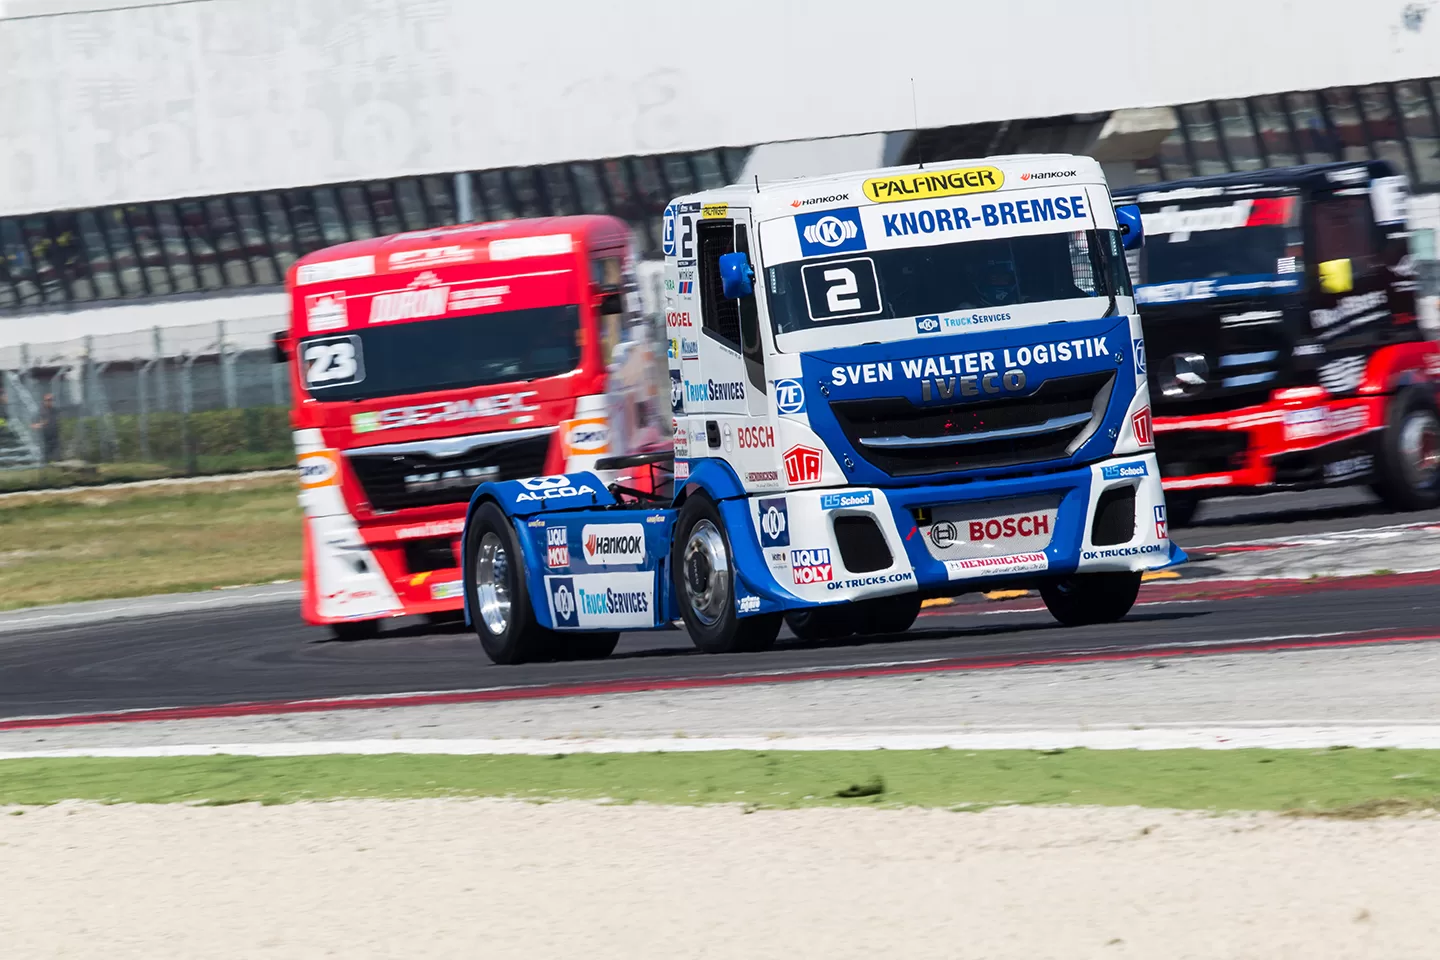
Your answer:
346;429;554;512
830;371;1114;477
1155;429;1248;478
1142;300;1294;415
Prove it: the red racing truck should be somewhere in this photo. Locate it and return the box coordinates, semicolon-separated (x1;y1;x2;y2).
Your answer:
281;217;666;639
1114;161;1440;525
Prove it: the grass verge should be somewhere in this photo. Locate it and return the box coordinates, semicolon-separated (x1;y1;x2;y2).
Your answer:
0;475;300;610
4;748;1440;814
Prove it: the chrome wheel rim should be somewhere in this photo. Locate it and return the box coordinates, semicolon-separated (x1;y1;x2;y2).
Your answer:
474;532;511;636
1399;410;1440;489
682;519;730;626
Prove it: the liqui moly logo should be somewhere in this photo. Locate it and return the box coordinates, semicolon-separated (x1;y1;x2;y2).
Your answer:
791;548;834;584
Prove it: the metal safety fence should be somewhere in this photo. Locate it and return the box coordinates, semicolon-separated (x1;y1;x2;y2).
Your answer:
0;316;291;489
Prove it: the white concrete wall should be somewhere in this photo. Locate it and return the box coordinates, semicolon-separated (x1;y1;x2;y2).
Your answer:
3;0;1439;216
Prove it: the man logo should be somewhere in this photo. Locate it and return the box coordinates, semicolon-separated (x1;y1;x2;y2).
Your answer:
802;216;858;248
774;378;806;415
758;497;790;548
520;475;573;491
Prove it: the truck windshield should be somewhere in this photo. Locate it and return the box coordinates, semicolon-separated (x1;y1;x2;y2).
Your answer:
764;230;1129;335
297;304;581;401
1136;196;1302;285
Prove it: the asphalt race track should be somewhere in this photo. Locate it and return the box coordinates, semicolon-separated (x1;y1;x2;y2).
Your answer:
0;487;1436;724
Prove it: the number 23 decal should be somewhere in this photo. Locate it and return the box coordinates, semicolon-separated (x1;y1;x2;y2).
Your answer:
302;335;365;389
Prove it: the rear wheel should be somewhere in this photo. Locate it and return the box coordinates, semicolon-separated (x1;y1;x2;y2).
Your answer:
785;606;854;642
1373;390;1440;511
672;494;783;654
465;501;552;664
328;619;379;642
854;593;922;636
1039;571;1142;627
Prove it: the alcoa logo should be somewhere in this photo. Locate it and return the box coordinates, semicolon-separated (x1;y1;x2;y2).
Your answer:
553;583;576;620
802;216;859;248
516;474;597;502
520;475;573;491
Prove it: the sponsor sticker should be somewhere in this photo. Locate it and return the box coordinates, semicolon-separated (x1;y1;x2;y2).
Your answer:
514;474;598;503
1132;407;1153;447
387;246;473;270
783;445;823;486
395;519;465;540
737;425;774;449
915;315;942;335
791;193;850;209
862;166;1004;203
820;490;874;510
1133;337;1147;380
305;291;348;332
666;310;693;328
774;379;807;415
547;573;655;629
581;523;646;566
670;371;685;414
791;547;834;584
546;525;569;569
369;276;450;323
738;595;761;614
562;418;610;457
350;392;539;433
1154;505;1168;540
944;553;1049;580
296;255;375;286
794;207;867;258
701;203;729;220
758;497;790;548
1082;543;1165;560
1101;461;1149;481
298;449;341;488
429;580;463;601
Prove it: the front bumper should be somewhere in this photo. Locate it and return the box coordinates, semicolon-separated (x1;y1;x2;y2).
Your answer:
723;452;1184;612
1154;396;1383;496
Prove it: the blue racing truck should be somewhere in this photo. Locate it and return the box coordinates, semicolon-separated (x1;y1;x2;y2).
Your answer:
461;155;1185;663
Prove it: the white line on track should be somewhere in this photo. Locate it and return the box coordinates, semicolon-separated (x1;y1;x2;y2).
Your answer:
9;725;1440;759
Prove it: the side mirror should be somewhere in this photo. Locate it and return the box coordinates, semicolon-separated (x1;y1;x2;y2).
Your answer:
597;292;623;316
271;331;288;364
719;251;754;299
1115;204;1145;251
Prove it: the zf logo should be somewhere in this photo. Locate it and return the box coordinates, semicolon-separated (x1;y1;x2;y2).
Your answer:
774;378;806;415
1134;337;1147;376
758;497;789;548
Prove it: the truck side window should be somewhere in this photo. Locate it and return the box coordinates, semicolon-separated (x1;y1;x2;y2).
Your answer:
734;224;766;394
1312;194;1379;277
697;219;742;348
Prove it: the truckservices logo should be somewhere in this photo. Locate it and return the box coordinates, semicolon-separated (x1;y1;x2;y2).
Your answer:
862;166;1004;203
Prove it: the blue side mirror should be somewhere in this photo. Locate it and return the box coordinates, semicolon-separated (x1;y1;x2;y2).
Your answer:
1115;204;1145;251
719;251;754;299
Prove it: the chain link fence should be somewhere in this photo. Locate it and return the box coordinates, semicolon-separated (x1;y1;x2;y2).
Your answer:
0;262;669;491
0;316;292;490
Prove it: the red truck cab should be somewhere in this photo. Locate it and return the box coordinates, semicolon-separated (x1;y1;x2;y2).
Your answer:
282;216;665;638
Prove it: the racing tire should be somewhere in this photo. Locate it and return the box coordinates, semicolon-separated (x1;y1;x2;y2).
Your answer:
854;593;923;636
328;619;379;642
1372;389;1440;511
785;606;855;642
1039;571;1143;627
672;493;783;654
1164;493;1199;529
555;632;621;661
465;501;553;665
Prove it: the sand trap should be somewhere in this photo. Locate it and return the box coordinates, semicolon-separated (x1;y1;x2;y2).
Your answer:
3;800;1437;959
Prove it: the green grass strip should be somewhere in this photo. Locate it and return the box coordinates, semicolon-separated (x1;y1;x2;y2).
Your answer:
5;748;1440;815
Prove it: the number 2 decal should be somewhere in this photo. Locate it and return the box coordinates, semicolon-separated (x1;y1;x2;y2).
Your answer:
823;267;860;312
679;215;695;260
301;336;364;389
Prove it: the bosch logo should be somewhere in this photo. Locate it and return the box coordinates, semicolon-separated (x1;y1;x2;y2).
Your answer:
738;425;774;449
553;583;575;620
774;379;806;415
802;216;859;248
929;522;958;548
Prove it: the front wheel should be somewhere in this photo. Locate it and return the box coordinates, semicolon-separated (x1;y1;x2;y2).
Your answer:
854;593;922;636
465;501;552;664
672;494;783;654
785;606;854;642
1164;493;1199;529
1372;390;1440;511
1039;571;1142;627
328;619;379;642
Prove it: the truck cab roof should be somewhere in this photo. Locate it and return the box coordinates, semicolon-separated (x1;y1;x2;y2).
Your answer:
671;154;1108;223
